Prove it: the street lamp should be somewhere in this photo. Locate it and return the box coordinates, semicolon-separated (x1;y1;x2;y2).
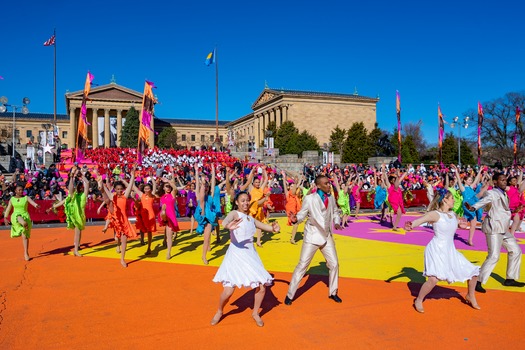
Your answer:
450;116;469;168
0;96;30;158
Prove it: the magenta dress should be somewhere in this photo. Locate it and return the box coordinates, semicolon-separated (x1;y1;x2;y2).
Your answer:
352;185;361;204
388;185;405;213
159;194;179;231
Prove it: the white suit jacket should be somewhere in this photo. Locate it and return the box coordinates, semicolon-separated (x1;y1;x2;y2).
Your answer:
296;192;341;245
472;188;511;234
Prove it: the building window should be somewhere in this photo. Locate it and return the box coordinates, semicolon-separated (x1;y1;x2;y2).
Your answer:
210;135;215;142
181;134;186;141
191;134;195;142
220;135;223;142
62;131;68;139
26;130;32;138
201;135;205;142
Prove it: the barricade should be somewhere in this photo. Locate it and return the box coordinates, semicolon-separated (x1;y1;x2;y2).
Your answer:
0;190;429;225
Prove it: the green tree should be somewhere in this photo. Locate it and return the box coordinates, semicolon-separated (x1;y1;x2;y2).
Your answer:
120;107;140;148
343;122;370;163
274;121;299;155
297;130;320;153
157;127;179;149
441;132;458;165
459;139;475;166
401;134;419;164
329;125;346;154
368;123;383;157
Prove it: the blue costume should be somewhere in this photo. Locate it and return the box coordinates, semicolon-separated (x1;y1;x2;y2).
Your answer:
374;185;387;209
194;185;222;234
462;184;483;222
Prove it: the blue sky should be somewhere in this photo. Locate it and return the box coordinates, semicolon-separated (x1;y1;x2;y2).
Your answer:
1;0;524;145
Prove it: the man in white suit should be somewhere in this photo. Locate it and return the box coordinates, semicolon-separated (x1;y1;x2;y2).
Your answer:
468;173;525;293
285;175;343;305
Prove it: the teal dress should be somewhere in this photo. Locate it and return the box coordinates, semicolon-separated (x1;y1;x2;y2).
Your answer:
9;196;32;238
194;186;222;234
64;192;87;230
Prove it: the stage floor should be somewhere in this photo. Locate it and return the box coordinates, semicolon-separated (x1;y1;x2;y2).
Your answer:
1;212;524;349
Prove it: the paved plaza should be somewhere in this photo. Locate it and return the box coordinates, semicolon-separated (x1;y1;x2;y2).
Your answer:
1;213;524;349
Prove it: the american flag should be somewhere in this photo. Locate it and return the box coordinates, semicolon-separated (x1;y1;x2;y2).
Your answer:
43;35;55;46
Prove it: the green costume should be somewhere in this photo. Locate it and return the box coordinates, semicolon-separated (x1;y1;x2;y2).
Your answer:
448;187;464;217
64;192;87;230
9;196;32;238
337;191;351;215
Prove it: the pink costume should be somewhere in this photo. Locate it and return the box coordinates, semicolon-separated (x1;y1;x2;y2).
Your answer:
388;184;405;214
159;194;180;231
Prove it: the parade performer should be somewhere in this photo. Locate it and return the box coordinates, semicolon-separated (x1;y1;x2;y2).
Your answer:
3;184;40;261
210;191;279;327
405;188;481;313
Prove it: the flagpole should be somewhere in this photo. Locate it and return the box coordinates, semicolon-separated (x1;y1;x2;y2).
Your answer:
215;47;219;148
53;28;57;127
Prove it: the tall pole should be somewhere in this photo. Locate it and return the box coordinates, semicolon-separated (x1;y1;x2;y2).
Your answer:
53;28;57;128
215;47;219;147
458;126;461;168
12;107;16;158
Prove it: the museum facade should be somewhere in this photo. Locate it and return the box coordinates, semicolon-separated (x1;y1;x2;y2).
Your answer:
0;82;379;153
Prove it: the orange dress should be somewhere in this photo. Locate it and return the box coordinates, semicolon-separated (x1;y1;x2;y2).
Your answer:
111;195;137;239
249;187;265;221
285;193;301;226
140;195;157;233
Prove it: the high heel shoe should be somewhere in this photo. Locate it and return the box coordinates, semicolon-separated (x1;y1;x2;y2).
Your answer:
413;299;424;313
465;295;481;310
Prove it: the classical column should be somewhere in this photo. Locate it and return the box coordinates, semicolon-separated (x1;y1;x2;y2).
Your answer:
104;109;110;147
69;107;76;149
257;115;261;147
92;108;99;148
276;107;282;127
272;108;277;124
116;109;123;147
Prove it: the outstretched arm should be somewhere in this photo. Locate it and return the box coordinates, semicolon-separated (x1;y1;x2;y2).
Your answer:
405;211;440;230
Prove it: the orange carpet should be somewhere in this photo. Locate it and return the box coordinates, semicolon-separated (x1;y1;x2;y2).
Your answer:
1;224;524;349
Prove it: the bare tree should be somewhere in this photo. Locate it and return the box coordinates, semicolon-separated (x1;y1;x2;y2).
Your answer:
402;120;427;156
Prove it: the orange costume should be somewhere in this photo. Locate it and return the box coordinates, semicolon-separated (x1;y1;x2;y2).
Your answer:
249;187;265;221
110;195;137;239
285;192;301;226
140;195;157;233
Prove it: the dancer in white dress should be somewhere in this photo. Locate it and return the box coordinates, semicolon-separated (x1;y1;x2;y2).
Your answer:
211;191;280;327
405;188;480;313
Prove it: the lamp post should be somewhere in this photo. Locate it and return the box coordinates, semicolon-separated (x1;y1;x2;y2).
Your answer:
450;116;469;168
0;96;30;158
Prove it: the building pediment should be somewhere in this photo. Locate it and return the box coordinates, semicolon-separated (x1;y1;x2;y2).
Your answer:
66;84;143;102
251;89;280;110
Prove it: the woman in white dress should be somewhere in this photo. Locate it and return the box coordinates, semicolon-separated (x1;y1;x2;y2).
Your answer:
404;188;480;313
211;191;280;327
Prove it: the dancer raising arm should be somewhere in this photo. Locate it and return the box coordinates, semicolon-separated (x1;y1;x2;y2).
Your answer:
133;180;158;255
3;184;40;261
384;169;407;231
210;191;280;327
158;175;180;260
405;188;480;313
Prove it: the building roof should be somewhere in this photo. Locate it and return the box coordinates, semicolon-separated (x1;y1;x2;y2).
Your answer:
251;87;379;110
0;112;68;121
159;118;231;126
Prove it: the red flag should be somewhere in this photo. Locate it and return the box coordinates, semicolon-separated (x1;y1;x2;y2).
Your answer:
515;106;522;165
75;71;94;162
396;91;401;163
438;105;444;166
137;81;157;163
43;35;56;46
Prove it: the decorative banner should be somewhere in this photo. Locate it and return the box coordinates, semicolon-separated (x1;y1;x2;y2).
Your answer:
137;81;157;163
438;105;444;166
477;102;483;166
75;71;94;162
396;91;401;163
515;106;521;166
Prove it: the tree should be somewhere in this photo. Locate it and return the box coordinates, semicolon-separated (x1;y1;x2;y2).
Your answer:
274;121;299;155
157;127;179;149
296;130;320;153
459;139;475;166
120;107;140;148
367;123;384;157
343;122;370;163
464;91;525;165
402;121;427;156
329;126;346;154
401;134;419;164
440;132;458;165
